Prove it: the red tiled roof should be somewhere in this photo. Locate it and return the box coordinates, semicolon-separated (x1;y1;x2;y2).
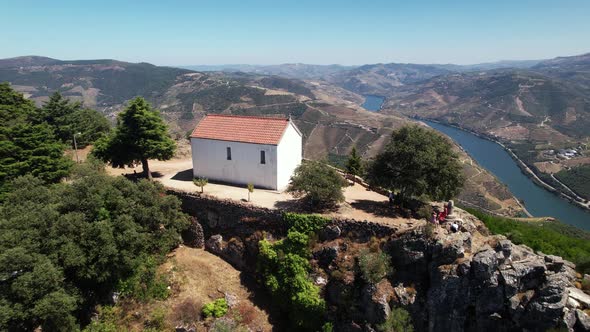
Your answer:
190;114;291;145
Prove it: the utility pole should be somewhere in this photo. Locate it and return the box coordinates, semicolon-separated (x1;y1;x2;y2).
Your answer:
73;132;81;163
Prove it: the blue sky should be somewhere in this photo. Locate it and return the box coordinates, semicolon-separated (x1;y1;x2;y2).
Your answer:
2;0;589;65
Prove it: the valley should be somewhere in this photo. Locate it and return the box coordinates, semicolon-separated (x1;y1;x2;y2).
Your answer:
2;53;590;223
0;55;524;217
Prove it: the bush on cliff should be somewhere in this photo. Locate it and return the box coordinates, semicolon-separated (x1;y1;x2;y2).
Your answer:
258;214;328;331
358;249;393;284
467;208;590;273
377;307;414;332
283;212;328;235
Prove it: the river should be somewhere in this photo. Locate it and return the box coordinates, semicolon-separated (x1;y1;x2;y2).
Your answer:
362;95;385;112
423;120;590;230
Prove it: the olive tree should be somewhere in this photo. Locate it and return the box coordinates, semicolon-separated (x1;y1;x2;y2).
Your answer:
287;161;348;208
367;125;464;204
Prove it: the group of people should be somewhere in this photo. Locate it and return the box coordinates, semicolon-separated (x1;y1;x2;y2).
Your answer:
430;204;460;233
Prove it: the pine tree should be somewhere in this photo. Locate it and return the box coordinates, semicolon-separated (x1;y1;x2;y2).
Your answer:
345;146;363;177
40;93;110;147
92;97;175;179
0;83;72;199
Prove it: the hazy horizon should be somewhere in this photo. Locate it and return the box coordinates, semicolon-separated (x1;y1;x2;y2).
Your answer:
2;0;590;66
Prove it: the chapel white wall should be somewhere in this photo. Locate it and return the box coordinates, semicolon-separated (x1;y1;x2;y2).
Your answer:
276;122;303;191
191;138;277;190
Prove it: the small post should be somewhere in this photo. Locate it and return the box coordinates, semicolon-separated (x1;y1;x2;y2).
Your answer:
73;132;81;163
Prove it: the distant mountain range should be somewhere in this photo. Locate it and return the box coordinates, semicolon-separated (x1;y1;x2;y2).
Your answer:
179;59;542;79
180;63;356;79
0;54;545;215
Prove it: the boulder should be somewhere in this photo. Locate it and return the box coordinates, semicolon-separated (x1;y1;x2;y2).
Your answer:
315;246;339;267
205;234;224;254
432;232;471;265
471;248;499;286
544;255;565;272
225;237;246;268
568;287;590;308
394;284;417;306
360;281;393;324
499;258;546;298
320;225;342;241
575;309;590;331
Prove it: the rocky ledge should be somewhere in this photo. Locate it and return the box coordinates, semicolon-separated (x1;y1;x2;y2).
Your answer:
178;191;590;331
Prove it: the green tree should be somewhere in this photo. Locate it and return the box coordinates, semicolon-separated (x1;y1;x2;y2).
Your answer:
287;161;348;208
193;177;208;193
0;167;190;330
345;146;363;177
0;83;72;199
92;97;175;179
367;125;464;204
257;214;327;331
41;92;110;147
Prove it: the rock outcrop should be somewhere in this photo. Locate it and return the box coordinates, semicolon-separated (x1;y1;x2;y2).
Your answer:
172;190;590;331
389;220;587;332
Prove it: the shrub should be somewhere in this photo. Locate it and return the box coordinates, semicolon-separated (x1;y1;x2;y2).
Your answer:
209;318;249;332
82;306;119;332
377;307;414;332
416;204;432;221
117;255;170;302
202;299;229;318
358;249;392;284
172;298;202;325
0;170;190;330
283;213;329;235
422;223;435;239
235;302;257;326
144;307;167;331
369;236;381;253
322;322;334;332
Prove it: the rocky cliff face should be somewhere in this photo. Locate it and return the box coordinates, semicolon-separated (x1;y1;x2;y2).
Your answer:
390;227;588;331
172;192;590;331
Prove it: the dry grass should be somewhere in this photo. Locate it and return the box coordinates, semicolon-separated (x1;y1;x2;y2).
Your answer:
108;246;272;331
161;246;272;331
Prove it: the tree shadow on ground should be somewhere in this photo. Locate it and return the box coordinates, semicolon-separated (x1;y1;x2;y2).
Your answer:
350;199;406;218
239;272;286;332
171;168;193;181
274;197;340;214
122;171;164;181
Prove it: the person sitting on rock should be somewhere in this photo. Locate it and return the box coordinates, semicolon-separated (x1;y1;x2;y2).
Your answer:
450;221;459;233
430;212;438;224
438;210;447;223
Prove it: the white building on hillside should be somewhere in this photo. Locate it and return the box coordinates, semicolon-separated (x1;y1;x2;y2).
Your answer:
190;114;303;191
